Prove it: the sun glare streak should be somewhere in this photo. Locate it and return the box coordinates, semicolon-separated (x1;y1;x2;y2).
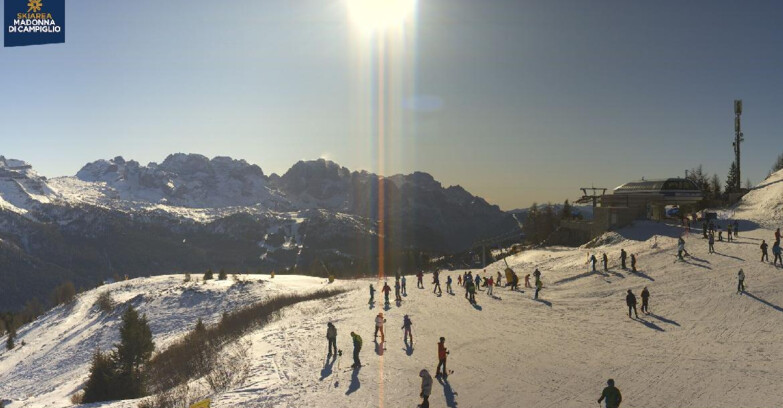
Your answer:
344;3;418;407
345;0;417;32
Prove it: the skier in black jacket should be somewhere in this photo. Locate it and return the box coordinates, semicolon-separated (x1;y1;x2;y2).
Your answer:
620;249;627;269
626;289;638;318
640;287;650;314
761;240;769;262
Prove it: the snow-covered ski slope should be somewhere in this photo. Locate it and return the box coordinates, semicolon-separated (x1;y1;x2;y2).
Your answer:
733;168;783;227
3;171;783;408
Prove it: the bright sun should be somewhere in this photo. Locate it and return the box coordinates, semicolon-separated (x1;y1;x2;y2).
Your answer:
345;0;417;32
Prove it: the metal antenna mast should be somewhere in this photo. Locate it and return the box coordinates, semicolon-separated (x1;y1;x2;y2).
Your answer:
733;100;744;191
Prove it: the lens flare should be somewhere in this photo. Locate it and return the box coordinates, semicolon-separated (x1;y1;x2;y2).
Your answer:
345;0;416;32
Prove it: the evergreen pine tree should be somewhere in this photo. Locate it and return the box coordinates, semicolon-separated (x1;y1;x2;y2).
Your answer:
726;161;740;193
82;350;116;403
204;269;214;280
772;152;783;174
523;203;538;243
709;174;722;201
6;328;14;350
218;269;227;280
560;199;573;220
113;305;155;399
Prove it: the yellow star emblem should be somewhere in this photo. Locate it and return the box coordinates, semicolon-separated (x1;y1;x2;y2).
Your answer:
27;0;43;12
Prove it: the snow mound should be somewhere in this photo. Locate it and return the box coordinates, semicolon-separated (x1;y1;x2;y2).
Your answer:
582;231;626;248
733;168;783;226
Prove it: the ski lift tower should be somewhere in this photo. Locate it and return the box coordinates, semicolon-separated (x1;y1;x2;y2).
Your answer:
575;187;607;208
733;99;744;192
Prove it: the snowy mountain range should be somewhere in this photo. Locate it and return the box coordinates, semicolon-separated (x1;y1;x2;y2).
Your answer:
0;154;517;310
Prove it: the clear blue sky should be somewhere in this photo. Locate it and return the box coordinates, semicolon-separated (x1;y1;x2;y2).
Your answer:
1;0;782;210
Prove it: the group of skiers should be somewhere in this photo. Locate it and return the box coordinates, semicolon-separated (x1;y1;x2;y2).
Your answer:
760;228;782;267
589;248;638;272
625;287;650;318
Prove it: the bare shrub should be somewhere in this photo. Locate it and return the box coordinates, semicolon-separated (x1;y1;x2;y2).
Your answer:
70;391;84;404
205;340;252;393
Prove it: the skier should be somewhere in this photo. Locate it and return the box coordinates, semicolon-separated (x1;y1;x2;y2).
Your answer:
534;276;542;300
457;274;462;287
511;271;519;291
626;289;638;318
402;314;413;344
640;287;650;314
326;322;337;358
718;226;723;242
401;275;407;296
497;270;502;287
467;279;476;303
702;221;708;238
524;273;531;288
369;284;376;304
350;331;362;368
464;272;472;298
598;378;622;408
737;269;745;294
533;268;541;282
590;254;598;272
774;241;783;267
727;224;733;242
620;248;627;269
474;274;482;290
432;271;442;295
382;282;392;305
394;280;402;301
630;254;637;272
677;237;687;259
435;337;449;378
602;253;608;271
419;369;433;408
446;275;453;294
374;312;387;342
708;232;715;254
417;270;424;289
487;276;494;296
761;240;769;262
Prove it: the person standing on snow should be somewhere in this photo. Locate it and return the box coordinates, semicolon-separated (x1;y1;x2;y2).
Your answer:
369;284;375;304
446;275;453;294
626;289;638;318
598;379;622;408
419;369;433;408
727;224;733;242
401;275;407;296
524;273;531;288
474;273;482;290
631;254;637;272
433;271;443;295
737;269;745;294
761;240;769;262
497;270;503;287
620;248;627;269
773;241;783;267
467;279;476;303
417;270;424;289
708;232;715;254
534;277;543;299
350;331;362;368
326;322;337;358
382;282;392;305
435;337;449;377
374;312;387;342
457;274;462;287
394;280;402;301
640;287;650;314
678;237;686;259
464;272;472;298
702;221;708;239
402;315;413;344
602;253;608;271
590;254;598;272
487;275;494;296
